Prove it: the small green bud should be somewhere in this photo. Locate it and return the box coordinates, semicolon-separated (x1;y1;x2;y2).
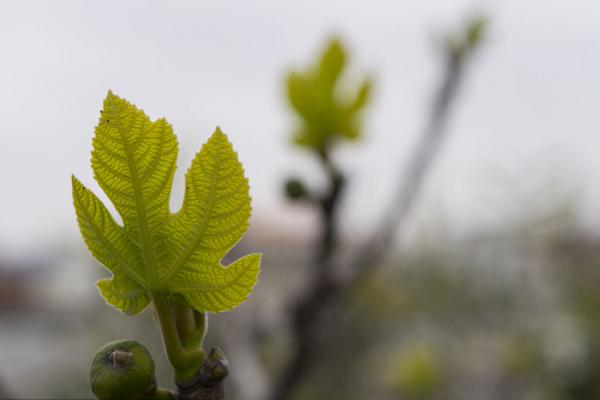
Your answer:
90;339;156;400
465;16;486;50
207;347;230;382
285;178;307;200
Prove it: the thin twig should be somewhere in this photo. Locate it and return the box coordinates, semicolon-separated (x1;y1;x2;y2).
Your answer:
349;45;469;286
270;150;345;400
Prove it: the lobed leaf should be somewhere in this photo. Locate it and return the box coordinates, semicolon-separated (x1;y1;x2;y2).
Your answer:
91;91;178;237
72;92;261;314
158;129;259;311
286;38;372;152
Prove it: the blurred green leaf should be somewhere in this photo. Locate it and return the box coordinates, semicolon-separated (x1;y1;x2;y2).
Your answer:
465;16;486;50
389;344;442;399
446;15;487;60
317;39;346;90
286;38;372;152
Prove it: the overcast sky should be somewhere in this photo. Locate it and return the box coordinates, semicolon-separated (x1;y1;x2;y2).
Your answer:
1;0;600;255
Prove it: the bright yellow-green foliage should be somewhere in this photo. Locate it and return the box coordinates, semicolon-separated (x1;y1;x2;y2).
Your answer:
72;91;261;315
286;38;372;152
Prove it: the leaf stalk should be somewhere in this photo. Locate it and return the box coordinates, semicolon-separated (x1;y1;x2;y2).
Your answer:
152;292;204;380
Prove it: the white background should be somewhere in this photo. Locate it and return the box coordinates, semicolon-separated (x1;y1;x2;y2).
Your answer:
1;0;599;254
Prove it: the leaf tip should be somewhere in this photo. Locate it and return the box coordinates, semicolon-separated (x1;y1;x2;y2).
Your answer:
71;174;83;190
102;90;136;114
213;126;226;138
210;126;233;146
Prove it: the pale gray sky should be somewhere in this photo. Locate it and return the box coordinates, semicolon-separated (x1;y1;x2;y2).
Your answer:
1;0;600;255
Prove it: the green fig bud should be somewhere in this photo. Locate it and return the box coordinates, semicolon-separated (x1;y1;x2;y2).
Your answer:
207;347;229;381
90;339;156;400
285;178;307;200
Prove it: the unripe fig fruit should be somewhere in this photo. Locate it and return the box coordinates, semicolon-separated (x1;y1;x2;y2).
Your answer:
90;339;155;400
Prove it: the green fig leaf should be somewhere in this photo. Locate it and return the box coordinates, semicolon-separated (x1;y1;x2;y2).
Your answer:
73;91;260;314
286;38;372;152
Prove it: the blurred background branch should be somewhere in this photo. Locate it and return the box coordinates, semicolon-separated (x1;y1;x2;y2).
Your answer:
349;15;487;286
272;15;487;400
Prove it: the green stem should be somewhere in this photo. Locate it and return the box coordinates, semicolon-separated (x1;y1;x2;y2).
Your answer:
174;302;197;343
152;292;204;380
189;310;208;348
147;386;173;400
181;310;208;351
194;310;208;348
173;300;209;351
